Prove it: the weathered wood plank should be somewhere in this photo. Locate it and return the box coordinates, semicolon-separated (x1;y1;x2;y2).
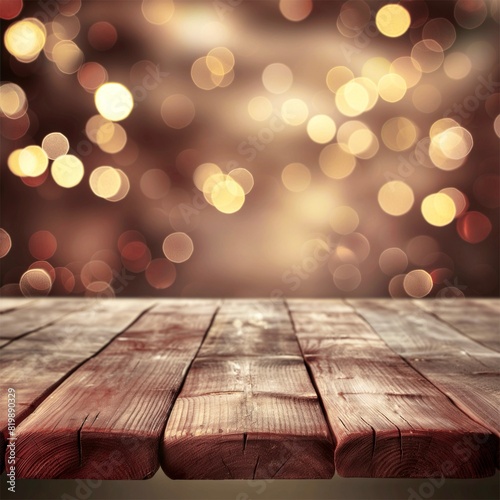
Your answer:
415;299;500;352
12;301;219;479
0;298;84;346
348;299;500;460
290;300;497;478
0;298;34;314
287;298;353;313
162;299;334;480
0;298;156;473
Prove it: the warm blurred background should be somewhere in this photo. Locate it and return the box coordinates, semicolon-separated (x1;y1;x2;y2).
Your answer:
1;0;499;299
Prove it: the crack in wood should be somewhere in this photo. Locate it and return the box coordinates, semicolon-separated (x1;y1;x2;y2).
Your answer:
77;415;89;467
220;457;233;479
271;452;293;479
359;416;376;462
252;455;260;480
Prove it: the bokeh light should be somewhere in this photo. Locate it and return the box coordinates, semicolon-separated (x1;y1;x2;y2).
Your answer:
19;146;49;177
307;115;336;144
19;268;52;297
421;193;456;227
121;240;151;273
51;155;84;188
457;212;492;244
52;40;84;74
0;228;12;258
95;82;134;121
0;0;23;20
4;18;46;63
376;4;411;38
161;94;195;129
42;132;69;160
282;163;311;193
262;63;293;94
281;98;309;126
78;62;108;92
403;269;433;298
333;264;361;291
89;166;128;200
381;117;417;151
329;206;359;235
145;258;176;289
443;52;472;80
248;96;273;121
88;21;117;50
0;0;498;299
378;181;415;216
279;0;313;22
140;169;171;199
379;248;408;276
29;230;57;260
319;143;356;179
0;82;27;118
142;0;175;25
162;232;194;263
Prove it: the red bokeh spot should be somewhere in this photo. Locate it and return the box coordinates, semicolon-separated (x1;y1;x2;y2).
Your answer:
145;258;176;289
29;230;57;260
456;211;492;244
0;0;23;20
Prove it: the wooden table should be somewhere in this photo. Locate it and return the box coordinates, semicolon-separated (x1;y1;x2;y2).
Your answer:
1;298;498;480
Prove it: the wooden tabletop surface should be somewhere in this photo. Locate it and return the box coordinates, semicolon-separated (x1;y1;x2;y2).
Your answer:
1;298;498;480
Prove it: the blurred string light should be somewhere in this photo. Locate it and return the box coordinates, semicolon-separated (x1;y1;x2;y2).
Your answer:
0;0;498;298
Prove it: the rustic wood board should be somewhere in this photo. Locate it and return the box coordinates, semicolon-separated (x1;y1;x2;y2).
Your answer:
348;299;500;462
0;298;84;347
0;298;156;473
289;300;497;478
162;299;334;480
415;299;500;352
0;298;34;314
12;301;218;479
2;298;499;480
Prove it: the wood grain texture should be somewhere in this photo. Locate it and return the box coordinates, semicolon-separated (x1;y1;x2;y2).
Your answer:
162;299;334;480
0;298;34;314
348;299;500;464
0;298;156;473
0;298;83;347
415;299;500;352
12;301;218;479
290;300;497;478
